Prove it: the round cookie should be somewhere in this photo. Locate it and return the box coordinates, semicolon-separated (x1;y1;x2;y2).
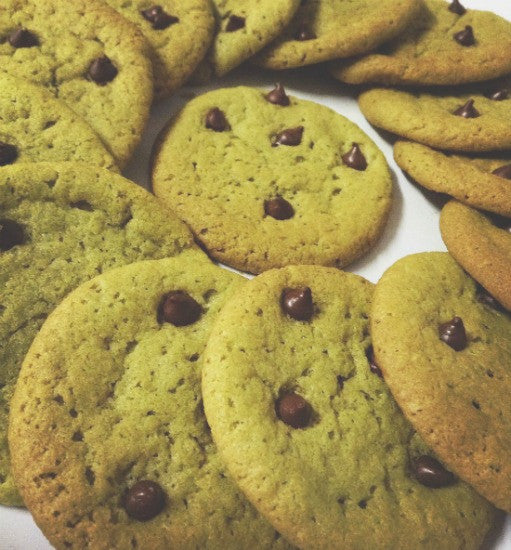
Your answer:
255;0;421;69
202;265;497;550
8;258;293;549
394;141;511;216
103;0;214;99
0;71;117;171
440;200;511;312
0;0;153;167
330;0;511;86
151;86;393;274
371;252;511;513
0;162;199;506
359;87;511;152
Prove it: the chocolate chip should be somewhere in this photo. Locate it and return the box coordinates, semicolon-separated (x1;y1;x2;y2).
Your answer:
8;28;39;48
264;197;294;220
266;83;290;106
0;142;18;166
342;143;367;171
272;127;303;147
141;6;179;30
477;284;505;312
205;108;229;132
448;0;466;15
281;287;313;321
0;219;25;251
88;56;118;85
295;24;316;41
413;456;455;488
124;480;166;521
487;89;509;101
366;346;383;377
453;99;480;118
454;25;475;46
225;15;245;32
438;316;467;351
276;393;311;428
158;291;202;326
492;164;511;179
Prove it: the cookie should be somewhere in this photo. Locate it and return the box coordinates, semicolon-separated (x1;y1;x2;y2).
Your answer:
394;141;511;216
0;0;153;167
151;85;393;274
0;162;199;506
0;71;117;171
255;0;421;69
440;200;511;312
371;251;511;513
103;0;214;99
8;257;295;549
330;0;511;86
359;87;511;152
202;265;497;549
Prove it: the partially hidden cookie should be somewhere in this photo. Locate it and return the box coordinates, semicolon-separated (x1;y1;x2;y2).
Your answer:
330;0;511;86
0;0;153;167
255;0;421;69
151;86;392;274
440;200;511;312
202;265;497;549
103;0;214;99
8;257;294;549
371;251;511;513
0;162;200;506
394;141;511;216
0;71;117;171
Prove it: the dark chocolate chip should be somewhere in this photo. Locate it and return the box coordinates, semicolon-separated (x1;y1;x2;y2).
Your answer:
453;99;480;118
281;287;313;321
366;346;383;377
492;164;511;179
438;316;467;351
487;89;509;101
448;0;466;15
276;393;311;428
477;287;504;312
124;480;166;521
8;28;39;48
342;143;367;171
88;56;118;85
225;15;245;32
0;219;25;251
141;6;179;30
413;456;455;488
205;107;229;132
264;197;294;220
0;142;18;166
158;291;202;326
272;126;303;147
295;24;316;41
266;83;290;106
454;25;475;46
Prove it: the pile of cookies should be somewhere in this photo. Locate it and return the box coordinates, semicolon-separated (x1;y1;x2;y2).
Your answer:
1;0;511;549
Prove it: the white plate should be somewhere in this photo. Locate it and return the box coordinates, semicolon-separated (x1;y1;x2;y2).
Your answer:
1;0;510;547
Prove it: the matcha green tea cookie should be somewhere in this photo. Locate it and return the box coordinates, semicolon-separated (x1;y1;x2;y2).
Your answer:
103;0;214;99
202;265;496;549
371;252;511;513
440;200;511;312
330;0;511;86
255;0;420;69
152;86;392;274
394;141;511;216
0;0;153;167
0;162;199;506
359;87;511;152
9;258;294;549
0;71;117;171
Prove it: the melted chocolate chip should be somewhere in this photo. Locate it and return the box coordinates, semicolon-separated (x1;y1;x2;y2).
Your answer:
448;0;466;15
88;56;118;85
295;24;316;41
342;143;367;171
264;197;294;220
0;142;18;166
205;108;229;132
281;287;313;321
266;84;290;106
413;456;455;488
124;480;166;521
438;316;467;351
141;6;179;30
8;28;39;48
272;126;303;147
225;15;245;32
0;219;25;251
158;291;202;326
453;99;480;118
366;346;383;377
276;393;311;428
487;89;509;101
477;286;504;312
492;164;511;179
454;25;475;46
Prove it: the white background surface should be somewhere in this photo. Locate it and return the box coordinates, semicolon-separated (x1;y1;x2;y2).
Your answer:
1;0;510;547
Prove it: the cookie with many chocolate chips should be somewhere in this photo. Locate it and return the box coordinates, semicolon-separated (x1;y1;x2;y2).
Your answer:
330;0;511;86
151;86;392;274
0;0;153;167
202;265;496;549
0;162;200;506
371;251;511;513
8;258;294;549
